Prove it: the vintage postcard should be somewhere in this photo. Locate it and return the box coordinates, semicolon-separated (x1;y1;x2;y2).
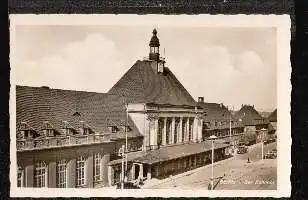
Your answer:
9;14;291;197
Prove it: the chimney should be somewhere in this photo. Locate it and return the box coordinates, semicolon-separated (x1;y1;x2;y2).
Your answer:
198;97;204;103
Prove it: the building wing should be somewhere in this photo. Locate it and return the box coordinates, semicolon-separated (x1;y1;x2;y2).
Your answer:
16;85;142;146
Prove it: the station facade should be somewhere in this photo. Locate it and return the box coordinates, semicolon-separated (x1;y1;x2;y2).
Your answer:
16;29;230;188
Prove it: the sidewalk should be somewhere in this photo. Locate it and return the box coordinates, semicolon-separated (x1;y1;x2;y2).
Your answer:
141;156;236;189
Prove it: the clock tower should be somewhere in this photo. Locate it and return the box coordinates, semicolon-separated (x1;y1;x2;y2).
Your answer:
149;28;165;73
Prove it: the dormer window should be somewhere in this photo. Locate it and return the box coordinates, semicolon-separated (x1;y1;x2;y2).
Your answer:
20;122;35;139
80;121;93;135
83;128;92;135
112;126;118;133
65;128;71;135
124;125;131;132
108;126;118;133
157;61;164;73
46;129;54;137
43;122;55;137
73;112;81;117
22;130;33;139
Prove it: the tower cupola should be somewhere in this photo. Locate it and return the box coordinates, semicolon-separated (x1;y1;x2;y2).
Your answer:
149;28;160;61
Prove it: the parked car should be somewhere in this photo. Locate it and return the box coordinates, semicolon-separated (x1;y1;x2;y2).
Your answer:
271;148;277;157
264;138;275;144
264;151;277;159
237;145;248;154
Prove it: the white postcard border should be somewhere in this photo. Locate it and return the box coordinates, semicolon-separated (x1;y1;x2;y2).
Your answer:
9;14;291;197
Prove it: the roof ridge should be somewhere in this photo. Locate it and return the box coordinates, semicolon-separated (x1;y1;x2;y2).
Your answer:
16;84;111;95
164;67;196;105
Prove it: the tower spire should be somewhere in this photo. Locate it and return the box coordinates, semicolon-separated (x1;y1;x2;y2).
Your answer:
149;28;160;61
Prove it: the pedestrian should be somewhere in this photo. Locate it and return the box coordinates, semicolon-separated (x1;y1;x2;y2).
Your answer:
247;157;250;163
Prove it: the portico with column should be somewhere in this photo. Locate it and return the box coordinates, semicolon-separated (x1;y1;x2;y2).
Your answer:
127;103;205;150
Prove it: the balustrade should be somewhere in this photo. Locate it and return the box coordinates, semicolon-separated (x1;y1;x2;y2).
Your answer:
17;133;112;150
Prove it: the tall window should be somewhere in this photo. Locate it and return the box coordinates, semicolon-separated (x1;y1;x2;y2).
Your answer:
174;118;180;143
182;118;187;142
17;167;23;187
166;118;172;144
56;160;67;188
34;161;47;188
188;118;194;141
158;118;164;146
94;153;102;183
76;156;86;187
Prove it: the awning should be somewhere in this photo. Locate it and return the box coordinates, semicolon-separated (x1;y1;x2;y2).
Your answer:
108;141;229;166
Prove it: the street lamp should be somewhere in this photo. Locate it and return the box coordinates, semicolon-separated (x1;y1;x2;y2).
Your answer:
122;96;129;182
118;145;125;189
229;114;234;156
260;128;267;161
208;135;218;190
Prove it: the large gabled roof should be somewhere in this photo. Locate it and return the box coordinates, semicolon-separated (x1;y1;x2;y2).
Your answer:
108;60;197;107
198;102;244;129
268;109;277;122
16;85;142;141
234;105;269;126
198;102;233;120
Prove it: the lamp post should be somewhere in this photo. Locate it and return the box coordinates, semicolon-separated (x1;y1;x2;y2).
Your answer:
229;114;233;155
122;96;129;183
208;135;218;190
260;128;267;161
118;145;125;189
125;102;128;172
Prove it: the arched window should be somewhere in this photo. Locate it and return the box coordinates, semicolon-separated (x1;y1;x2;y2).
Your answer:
76;156;86;187
34;161;47;187
56;160;67;188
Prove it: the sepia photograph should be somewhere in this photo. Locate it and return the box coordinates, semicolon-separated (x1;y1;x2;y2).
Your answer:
9;15;291;197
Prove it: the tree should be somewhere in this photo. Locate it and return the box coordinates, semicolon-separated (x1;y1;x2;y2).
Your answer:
239;132;257;145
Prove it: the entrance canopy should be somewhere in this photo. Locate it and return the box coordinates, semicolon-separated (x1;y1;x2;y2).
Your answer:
108;141;229;166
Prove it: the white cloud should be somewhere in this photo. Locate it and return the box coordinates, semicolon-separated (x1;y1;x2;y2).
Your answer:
16;33;124;92
170;45;275;110
15;27;276;111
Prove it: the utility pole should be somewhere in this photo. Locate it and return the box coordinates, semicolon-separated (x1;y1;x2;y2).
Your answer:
261;128;266;161
261;130;264;161
125;102;128;172
229;114;232;154
209;135;217;190
211;139;214;190
119;145;125;189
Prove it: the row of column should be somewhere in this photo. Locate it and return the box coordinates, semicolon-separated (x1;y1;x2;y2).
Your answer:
23;154;110;188
149;116;203;147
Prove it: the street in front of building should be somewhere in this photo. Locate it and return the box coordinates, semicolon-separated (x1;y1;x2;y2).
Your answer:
141;142;277;190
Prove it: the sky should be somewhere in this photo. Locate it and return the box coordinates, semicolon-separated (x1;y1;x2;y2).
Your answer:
14;25;277;112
